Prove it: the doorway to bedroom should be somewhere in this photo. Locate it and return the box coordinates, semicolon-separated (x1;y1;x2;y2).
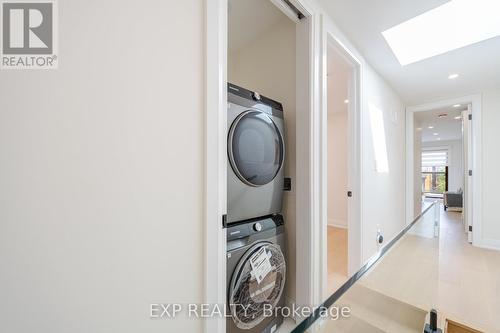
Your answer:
325;37;359;295
412;102;474;244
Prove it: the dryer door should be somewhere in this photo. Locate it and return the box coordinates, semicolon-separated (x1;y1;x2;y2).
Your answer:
228;110;284;187
228;241;286;330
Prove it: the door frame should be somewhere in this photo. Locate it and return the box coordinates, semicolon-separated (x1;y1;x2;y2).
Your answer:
405;94;483;247
204;1;228;332
321;33;363;297
204;0;321;331
293;0;323;316
463;105;473;242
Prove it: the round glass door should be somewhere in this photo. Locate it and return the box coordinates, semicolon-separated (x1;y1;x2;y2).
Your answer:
228;242;286;329
228;111;284;187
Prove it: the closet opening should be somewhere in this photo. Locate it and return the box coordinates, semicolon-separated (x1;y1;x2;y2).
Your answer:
224;0;313;332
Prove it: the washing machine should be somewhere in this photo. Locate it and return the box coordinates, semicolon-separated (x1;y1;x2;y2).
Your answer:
226;215;286;333
227;83;286;224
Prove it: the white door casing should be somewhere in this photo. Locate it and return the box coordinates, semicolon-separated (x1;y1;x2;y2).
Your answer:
406;95;482;248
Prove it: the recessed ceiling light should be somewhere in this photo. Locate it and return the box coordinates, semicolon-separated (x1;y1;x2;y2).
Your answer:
344;99;349;104
382;0;500;66
453;104;461;108
454;116;462;120
433;133;439;136
437;138;441;141
448;74;459;80
428;126;434;129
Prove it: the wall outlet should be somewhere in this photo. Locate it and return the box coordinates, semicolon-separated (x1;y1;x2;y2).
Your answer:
376;227;384;245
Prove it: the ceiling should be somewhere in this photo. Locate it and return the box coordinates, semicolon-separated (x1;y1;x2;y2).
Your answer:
414;105;464;142
320;0;500;105
228;0;286;53
327;44;352;114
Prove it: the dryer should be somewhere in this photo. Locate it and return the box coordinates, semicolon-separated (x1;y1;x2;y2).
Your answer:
226;215;286;333
227;83;285;224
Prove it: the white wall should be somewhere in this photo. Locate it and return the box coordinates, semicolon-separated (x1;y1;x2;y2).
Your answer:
228;16;298;304
0;1;204;332
481;88;500;247
362;66;406;261
327;111;348;227
422;139;464;192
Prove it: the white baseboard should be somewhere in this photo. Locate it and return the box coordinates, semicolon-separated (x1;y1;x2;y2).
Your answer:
328;218;347;229
478;238;500;251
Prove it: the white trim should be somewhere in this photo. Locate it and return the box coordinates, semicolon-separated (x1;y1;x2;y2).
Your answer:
456;106;471;237
406;94;483;248
270;0;302;23
204;1;227;332
327;219;348;229
295;4;323;313
320;29;363;297
405;110;415;225
406;95;481;113
480;238;500;251
311;10;325;307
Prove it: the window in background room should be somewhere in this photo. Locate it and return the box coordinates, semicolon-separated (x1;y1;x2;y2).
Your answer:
421;150;448;197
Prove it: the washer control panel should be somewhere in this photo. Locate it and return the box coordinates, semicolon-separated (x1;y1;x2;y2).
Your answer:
226;215;284;241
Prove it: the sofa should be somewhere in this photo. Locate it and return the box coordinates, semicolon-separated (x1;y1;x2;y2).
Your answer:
444;189;463;211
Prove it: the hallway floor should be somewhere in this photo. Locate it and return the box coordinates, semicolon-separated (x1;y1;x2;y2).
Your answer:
327;226;348;296
360;205;500;332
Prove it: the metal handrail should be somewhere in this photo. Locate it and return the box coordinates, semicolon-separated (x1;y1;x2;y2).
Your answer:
291;202;437;333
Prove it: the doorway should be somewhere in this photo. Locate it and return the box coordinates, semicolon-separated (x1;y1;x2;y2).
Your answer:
406;95;482;247
324;35;362;296
227;1;297;328
414;106;466;241
205;0;319;331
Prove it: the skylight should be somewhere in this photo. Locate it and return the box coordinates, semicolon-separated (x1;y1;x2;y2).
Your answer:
382;0;500;66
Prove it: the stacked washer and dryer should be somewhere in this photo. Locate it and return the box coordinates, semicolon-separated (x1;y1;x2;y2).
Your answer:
226;83;288;333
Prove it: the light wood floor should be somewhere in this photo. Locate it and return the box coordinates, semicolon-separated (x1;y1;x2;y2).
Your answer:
327;226;348;295
360;205;500;332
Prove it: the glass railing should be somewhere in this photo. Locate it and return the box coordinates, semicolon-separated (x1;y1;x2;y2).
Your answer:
290;201;497;333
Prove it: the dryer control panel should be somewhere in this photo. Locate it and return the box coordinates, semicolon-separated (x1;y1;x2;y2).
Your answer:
227;215;284;242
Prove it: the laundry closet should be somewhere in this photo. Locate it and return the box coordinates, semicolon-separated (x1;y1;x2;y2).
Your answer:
226;0;299;332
